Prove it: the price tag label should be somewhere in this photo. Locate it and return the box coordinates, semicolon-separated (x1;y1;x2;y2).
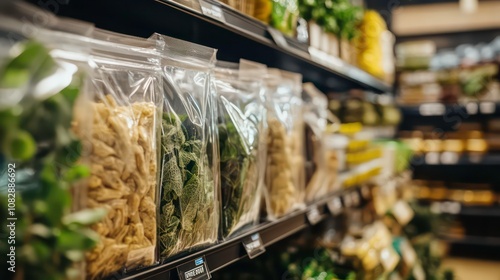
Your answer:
177;256;211;280
440;152;459;164
242;233;266;259
465;102;478;115
419;103;445;116
268;27;289;49
306;206;322;225
480;102;496;114
425;152;440;164
327;197;343;215
199;0;226;22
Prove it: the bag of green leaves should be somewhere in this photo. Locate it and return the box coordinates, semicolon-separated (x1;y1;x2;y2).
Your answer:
214;61;267;239
76;36;162;279
150;33;219;260
302;83;340;202
0;20;106;280
261;68;305;219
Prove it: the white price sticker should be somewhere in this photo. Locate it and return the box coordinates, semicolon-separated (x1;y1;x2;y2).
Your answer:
419;103;445;116
480;102;496;114
199;0;226;22
306;206;322;225
268;27;289;49
327;197;343;215
425;152;440;164
465;102;478;115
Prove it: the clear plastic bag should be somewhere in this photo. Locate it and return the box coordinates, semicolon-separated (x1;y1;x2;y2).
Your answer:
214;61;267;239
150;33;219;260
261;68;305;219
302;83;340;202
78;37;162;279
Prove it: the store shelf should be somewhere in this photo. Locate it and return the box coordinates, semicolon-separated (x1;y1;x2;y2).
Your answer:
439;234;500;246
420;201;500;217
49;0;391;94
412;153;500;166
399;102;500;117
112;186;368;280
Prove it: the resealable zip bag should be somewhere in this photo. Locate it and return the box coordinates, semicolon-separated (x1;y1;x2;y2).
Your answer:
78;37;162;279
214;61;267;239
302;83;341;202
150;33;219;260
260;68;305;220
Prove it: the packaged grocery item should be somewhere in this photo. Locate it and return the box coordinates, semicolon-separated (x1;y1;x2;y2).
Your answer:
302;83;340;202
261;68;304;219
270;0;299;36
150;33;219;260
0;22;106;280
214;61;267;239
78;37;162;279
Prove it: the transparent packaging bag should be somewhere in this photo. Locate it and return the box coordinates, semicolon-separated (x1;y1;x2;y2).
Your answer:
150;33;219;260
78;37;162;279
302;83;341;202
0;22;105;280
214;61;267;239
261;68;305;219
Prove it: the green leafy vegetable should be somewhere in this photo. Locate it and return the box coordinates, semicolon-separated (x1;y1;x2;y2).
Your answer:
218;114;261;238
159;113;216;259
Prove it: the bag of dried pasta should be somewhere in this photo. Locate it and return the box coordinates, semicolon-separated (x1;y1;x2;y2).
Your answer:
214;61;267;239
302;83;340;202
77;36;162;279
150;33;219;260
261;68;305;219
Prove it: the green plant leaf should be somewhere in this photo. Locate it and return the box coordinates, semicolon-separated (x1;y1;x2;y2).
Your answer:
56;228;99;251
62;208;107;227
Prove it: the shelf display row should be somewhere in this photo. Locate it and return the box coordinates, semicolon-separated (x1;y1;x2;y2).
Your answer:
0;3;403;279
26;0;392;93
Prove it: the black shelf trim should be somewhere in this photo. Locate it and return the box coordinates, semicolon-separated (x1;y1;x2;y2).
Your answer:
439;234;500;246
399;102;500;117
411;153;500;166
117;186;363;280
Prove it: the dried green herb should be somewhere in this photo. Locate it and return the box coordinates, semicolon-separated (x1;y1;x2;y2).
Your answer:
159;113;215;259
219;113;261;238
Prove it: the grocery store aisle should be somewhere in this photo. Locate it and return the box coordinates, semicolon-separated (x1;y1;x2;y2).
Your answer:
442;258;500;280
